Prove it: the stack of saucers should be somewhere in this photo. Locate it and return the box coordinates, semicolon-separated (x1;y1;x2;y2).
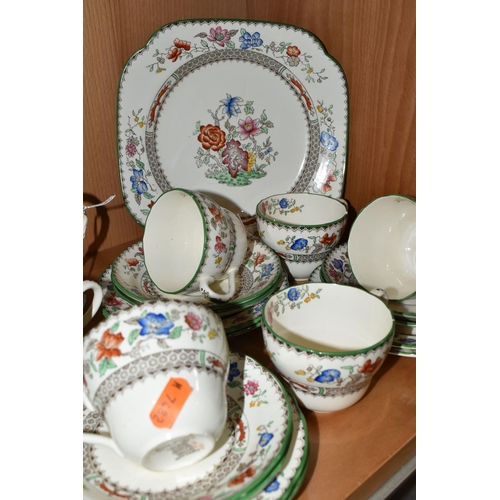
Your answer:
309;241;417;358
83;351;309;500
100;237;288;337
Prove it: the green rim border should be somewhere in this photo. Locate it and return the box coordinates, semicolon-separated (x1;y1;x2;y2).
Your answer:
262;282;395;357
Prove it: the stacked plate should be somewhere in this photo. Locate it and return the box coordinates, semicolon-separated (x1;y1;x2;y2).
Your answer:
100;237;288;337
309;243;417;357
83;352;309;500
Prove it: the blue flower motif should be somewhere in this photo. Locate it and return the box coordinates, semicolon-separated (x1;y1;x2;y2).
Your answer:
259;432;274;447
287;288;301;301
260;263;275;278
220;94;242;118
333;258;344;271
137;313;174;336
264;478;280;493
315;368;341;383
228;362;241;382
401;337;416;344
239;31;264;50
291;238;309;251
279;198;289;209
320;131;339;152
130;169;148;194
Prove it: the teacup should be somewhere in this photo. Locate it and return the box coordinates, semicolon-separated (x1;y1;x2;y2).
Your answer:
262;283;394;412
143;189;247;302
347;194;416;300
83;280;103;327
256;193;348;280
83;300;230;471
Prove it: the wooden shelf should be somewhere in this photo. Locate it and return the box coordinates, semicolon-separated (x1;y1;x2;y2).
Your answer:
84;241;416;500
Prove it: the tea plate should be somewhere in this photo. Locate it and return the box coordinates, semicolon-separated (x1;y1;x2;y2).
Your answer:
117;19;348;226
112;238;282;311
84;352;292;500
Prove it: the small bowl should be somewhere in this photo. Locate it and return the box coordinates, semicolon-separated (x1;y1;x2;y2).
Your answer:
256;193;348;280
261;283;394;412
348;194;416;300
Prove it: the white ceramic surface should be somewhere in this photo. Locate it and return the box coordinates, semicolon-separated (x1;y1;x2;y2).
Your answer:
262;283;394;412
117;19;349;226
256;193;348;280
83;300;230;471
83;352;293;500
348;194;416;301
83;280;104;328
143;189;246;301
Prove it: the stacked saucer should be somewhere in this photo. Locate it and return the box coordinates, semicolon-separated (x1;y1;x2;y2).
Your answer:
310;243;417;357
100;238;288;337
83;352;309;500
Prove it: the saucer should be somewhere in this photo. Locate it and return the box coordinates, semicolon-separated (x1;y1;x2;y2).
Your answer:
111;238;282;311
83;384;308;500
100;267;288;338
84;352;293;500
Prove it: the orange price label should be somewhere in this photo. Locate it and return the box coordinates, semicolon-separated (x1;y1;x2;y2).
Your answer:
150;377;193;429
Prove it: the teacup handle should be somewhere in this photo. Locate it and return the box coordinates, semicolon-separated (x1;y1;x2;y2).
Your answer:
83;280;103;319
83;390;124;457
369;288;389;304
198;268;237;303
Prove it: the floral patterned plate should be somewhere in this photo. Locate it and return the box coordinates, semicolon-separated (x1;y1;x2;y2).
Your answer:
111;238;282;312
117;19;348;226
83;352;292;500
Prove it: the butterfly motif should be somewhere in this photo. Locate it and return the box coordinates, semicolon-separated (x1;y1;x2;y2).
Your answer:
290;77;312;111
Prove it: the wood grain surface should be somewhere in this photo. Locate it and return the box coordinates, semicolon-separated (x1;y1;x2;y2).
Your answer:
83;0;415;259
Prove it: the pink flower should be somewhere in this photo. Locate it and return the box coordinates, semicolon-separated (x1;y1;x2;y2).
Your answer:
238;116;261;139
207;26;231;46
244;380;259;396
125;143;137;157
214;236;226;253
319;169;336;194
185;312;203;330
222;139;249;178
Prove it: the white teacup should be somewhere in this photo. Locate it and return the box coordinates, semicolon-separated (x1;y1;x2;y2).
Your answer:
83;280;103;327
143;189;247;302
83;300;230;471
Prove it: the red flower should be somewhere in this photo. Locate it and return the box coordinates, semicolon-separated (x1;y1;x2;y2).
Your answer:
253;252;266;267
174;38;191;50
198;124;226;152
107;296;123;307
167;47;182;62
320;233;337;246
208;203;223;223
222;139;249;178
286;45;301;57
228;467;256;487
358;357;383;374
95;329;124;361
125;258;139;267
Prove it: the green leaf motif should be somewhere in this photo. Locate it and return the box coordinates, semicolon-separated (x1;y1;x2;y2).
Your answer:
261;110;267;121
226;41;235;49
228;380;241;388
201;40;208;47
142;191;154;199
135;159;145;168
240;28;246;35
128;329;140;345
341;365;354;374
110;322;119;333
169;326;183;339
99;358;117;376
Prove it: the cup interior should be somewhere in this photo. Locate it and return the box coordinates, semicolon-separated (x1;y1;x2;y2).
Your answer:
143;190;205;293
265;284;393;353
348;195;416;300
257;193;347;226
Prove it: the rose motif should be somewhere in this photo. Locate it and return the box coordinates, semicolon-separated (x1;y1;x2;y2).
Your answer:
198;124;226;151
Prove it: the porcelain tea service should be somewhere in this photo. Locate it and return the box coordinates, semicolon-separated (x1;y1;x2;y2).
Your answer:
83;280;103;328
83;300;230;472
